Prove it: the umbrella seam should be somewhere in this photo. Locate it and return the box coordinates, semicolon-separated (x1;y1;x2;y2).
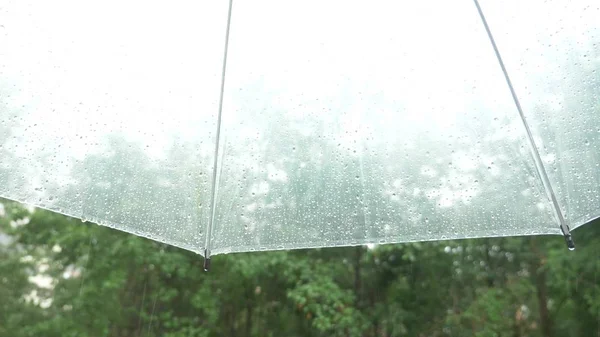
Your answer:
357;149;371;236
471;0;573;247
205;0;234;262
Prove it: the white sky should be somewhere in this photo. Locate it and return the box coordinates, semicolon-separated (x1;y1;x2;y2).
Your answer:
1;0;596;154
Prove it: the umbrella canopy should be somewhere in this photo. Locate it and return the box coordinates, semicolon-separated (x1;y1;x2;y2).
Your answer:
0;0;598;259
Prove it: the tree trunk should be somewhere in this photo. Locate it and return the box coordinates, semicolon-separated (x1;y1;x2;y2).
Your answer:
370;290;379;337
531;238;552;337
536;267;552;337
246;302;253;337
230;306;237;337
354;246;362;307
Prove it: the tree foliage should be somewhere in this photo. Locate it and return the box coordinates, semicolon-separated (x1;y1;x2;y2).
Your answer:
1;198;599;337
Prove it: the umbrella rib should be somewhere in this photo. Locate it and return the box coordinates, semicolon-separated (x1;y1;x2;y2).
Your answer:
472;0;574;249
204;0;235;270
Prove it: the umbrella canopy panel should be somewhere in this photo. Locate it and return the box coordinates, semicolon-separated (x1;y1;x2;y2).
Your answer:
210;0;563;254
0;0;598;255
0;0;230;253
478;0;600;231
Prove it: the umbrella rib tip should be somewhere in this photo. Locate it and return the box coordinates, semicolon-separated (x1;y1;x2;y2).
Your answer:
560;224;575;251
203;249;211;272
565;234;575;251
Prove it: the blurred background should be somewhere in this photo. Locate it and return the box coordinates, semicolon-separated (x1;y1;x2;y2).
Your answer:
1;198;598;337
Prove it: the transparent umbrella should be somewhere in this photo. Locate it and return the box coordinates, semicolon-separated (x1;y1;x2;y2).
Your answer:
0;0;598;268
